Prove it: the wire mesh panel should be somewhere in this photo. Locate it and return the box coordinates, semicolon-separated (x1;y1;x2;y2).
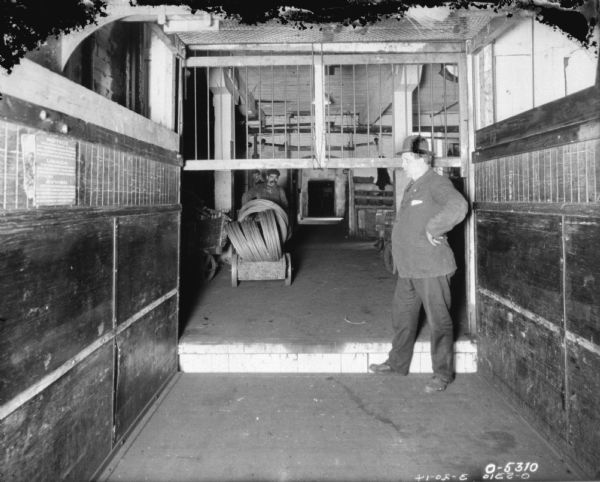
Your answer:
185;62;315;162
183;56;462;168
241;65;315;160
321;61;461;161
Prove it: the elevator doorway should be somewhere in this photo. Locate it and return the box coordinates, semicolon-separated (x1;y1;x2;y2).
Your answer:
307;180;335;217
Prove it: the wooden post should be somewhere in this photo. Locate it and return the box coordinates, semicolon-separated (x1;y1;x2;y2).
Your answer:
392;65;420;210
348;169;356;236
210;68;235;212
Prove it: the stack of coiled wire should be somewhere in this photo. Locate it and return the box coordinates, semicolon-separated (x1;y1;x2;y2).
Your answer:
225;199;290;261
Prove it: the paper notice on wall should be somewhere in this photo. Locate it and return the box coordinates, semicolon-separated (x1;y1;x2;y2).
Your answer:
20;133;77;207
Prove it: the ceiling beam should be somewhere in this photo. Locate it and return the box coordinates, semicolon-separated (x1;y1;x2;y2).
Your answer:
183;156;461;170
185;52;462;68
150;24;186;58
188;42;465;54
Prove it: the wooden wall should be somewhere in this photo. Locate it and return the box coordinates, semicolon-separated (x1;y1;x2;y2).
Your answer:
0;88;180;480
474;84;600;478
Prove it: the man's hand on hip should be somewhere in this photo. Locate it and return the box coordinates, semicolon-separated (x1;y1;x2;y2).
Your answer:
426;231;443;246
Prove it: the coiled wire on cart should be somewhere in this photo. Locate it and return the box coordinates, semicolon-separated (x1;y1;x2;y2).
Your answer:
225;199;290;261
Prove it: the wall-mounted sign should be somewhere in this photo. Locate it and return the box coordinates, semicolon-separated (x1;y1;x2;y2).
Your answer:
21;133;77;207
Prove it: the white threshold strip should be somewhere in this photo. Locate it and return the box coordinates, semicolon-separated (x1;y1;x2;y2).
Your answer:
478;288;600;357
0;289;178;421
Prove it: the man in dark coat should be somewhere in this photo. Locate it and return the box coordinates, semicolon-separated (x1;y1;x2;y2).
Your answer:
369;135;468;393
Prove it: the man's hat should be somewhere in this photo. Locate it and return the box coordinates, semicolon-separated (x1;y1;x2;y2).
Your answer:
399;135;431;156
266;168;281;177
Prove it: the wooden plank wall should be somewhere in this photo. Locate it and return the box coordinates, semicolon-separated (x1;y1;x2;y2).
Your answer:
474;84;600;478
0;93;181;481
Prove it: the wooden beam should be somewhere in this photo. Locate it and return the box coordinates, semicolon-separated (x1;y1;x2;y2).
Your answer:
474;119;600;163
150;24;186;58
474;201;600;219
186;56;313;68
323;53;462;65
458;52;470;175
0;94;180;166
465;47;477;336
313;54;326;166
183;156;461;170
185;53;462;68
0;59;179;152
188;42;465;54
475;84;600;152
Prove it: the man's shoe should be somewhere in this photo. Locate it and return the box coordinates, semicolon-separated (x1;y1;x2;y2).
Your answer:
368;362;394;373
425;375;450;393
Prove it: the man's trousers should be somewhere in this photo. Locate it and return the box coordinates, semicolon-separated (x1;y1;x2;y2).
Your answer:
387;274;454;382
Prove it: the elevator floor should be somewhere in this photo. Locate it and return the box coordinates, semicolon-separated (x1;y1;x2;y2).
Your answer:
178;224;474;374
99;373;583;482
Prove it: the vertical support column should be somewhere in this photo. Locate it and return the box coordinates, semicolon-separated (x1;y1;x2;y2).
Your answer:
392;65;421;211
348;169;356;235
313;49;326;167
464;45;477;336
210;68;235;212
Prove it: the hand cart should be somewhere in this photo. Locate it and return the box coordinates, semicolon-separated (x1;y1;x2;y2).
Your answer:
225;201;292;287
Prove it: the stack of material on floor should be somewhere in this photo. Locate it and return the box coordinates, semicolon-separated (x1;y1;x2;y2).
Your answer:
225;200;289;261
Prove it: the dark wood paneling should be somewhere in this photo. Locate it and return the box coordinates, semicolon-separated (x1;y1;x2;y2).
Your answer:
475;85;600;151
0;204;180;223
114;296;177;441
566;341;600;476
0;94;181;166
474;202;600;218
0;343;113;482
478;295;566;434
474;120;600;163
476;210;563;326
565;217;600;344
0;217;113;404
116;212;179;323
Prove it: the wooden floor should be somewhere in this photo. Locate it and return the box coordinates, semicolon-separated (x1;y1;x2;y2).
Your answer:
99;373;585;482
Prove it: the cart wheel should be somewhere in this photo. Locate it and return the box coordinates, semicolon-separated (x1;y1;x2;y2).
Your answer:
201;252;218;281
284;253;292;286
231;254;239;287
383;241;394;274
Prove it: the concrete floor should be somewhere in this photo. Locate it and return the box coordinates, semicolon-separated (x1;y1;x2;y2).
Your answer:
180;224;400;346
99;373;582;482
178;223;474;374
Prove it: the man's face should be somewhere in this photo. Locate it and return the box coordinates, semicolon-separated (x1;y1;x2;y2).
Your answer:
253;172;262;182
400;152;424;179
266;174;279;186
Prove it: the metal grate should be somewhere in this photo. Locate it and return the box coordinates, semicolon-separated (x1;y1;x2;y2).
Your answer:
78;141;180;207
184;59;461;164
475;139;600;204
321;61;460;160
